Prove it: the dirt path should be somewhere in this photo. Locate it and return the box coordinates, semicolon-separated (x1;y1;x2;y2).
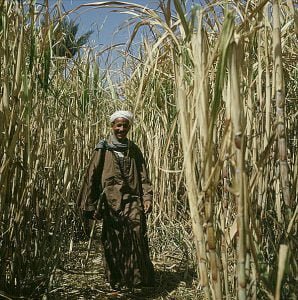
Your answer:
47;231;202;300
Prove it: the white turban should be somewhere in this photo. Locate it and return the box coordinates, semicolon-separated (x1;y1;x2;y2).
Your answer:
110;110;134;124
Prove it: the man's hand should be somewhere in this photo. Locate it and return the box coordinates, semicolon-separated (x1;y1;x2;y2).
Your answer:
143;201;152;214
93;211;102;220
93;212;98;220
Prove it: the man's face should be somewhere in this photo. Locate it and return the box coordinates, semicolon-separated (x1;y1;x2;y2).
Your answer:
111;118;130;141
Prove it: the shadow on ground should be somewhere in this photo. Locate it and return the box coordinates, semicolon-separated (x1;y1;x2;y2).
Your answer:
47;267;195;300
45;227;199;299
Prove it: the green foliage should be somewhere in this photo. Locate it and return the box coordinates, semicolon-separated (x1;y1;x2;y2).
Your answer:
52;18;93;58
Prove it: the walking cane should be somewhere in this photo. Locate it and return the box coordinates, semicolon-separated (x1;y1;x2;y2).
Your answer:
84;191;105;266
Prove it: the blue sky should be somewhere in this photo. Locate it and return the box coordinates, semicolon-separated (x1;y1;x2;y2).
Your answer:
48;1;160;52
46;0;199;76
46;0;164;74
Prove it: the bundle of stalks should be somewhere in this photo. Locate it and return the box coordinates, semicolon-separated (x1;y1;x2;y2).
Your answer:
0;1;119;296
122;1;297;298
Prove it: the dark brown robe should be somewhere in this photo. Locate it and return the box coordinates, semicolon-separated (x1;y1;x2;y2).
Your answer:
77;140;155;289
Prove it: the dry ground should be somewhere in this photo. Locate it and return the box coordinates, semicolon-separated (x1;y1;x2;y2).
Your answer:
46;223;203;300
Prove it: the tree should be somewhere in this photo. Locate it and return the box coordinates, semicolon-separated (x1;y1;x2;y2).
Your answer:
52;18;93;58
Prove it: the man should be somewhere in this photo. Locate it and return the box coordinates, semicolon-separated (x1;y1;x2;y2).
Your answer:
77;110;155;291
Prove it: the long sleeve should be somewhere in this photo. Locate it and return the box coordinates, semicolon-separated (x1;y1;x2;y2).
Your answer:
137;149;153;204
76;149;102;211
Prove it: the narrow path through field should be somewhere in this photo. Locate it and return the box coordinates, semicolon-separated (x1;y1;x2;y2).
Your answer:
47;226;202;299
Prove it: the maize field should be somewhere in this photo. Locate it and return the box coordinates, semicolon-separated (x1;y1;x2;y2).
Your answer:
0;0;297;299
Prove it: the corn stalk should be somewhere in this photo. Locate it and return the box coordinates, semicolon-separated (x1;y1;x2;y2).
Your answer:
272;0;291;208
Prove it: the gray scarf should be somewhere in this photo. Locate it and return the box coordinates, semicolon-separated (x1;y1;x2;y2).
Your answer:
107;134;129;152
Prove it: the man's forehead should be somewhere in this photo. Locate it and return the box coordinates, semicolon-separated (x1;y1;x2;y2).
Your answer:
113;118;130;124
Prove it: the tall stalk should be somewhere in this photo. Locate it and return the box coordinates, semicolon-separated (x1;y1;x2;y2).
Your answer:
174;51;211;299
272;0;291;208
228;38;247;300
192;11;223;299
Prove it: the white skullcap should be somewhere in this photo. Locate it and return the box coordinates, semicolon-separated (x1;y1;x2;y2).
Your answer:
110;110;134;124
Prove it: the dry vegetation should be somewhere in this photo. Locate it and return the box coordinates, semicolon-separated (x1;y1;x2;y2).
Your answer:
0;0;297;299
